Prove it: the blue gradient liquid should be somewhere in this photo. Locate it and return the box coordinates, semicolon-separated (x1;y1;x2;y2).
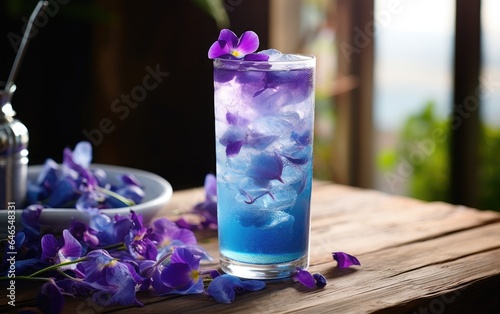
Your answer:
214;56;315;272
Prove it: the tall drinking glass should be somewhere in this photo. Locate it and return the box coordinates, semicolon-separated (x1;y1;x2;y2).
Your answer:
213;55;316;279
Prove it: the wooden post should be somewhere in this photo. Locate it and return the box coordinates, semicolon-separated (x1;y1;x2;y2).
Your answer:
334;0;374;188
451;0;481;207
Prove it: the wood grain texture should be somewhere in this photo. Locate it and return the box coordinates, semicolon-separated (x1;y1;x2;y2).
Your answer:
5;182;500;313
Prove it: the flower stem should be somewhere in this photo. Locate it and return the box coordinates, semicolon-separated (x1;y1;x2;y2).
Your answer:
0;275;52;283
28;257;87;278
95;186;136;206
98;242;127;251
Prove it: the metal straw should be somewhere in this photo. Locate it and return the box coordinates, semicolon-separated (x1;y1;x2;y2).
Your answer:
4;1;49;93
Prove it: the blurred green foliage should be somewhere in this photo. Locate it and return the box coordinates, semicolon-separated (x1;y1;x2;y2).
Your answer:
378;102;500;211
377;102;450;202
478;124;500;211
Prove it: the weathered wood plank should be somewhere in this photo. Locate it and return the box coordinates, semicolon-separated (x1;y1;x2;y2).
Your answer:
99;247;500;314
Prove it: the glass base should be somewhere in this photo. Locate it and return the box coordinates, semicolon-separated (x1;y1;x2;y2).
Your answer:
219;253;309;280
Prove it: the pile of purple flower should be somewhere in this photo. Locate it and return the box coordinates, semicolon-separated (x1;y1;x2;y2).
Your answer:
26;141;145;210
7;202;274;312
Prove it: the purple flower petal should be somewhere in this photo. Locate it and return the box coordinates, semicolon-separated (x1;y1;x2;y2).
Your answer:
236;31;259;55
226;141;244;156
282;147;310;165
204;173;217;201
291;131;312;146
226;111;238;125
218;29;239;47
243;53;270;61
332;252;361;268
247;133;279;150
40;234;59;263
36;158;59;189
47;179;78;207
294;267;315;288
171;247;201;268
208;29;238;59
120;173;143;187
246;152;284;183
313;273;327;288
115;185;145;204
21;205;43;239
37;281;64;314
208;40;229;59
207;274;265;304
59;229;83;261
72;141;93;168
160;263;196;290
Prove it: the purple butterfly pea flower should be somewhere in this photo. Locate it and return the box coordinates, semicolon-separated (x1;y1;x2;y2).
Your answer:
79;249;143;307
208;29;260;59
69;221;99;248
332;252;361;268
37;280;64;314
150;217;197;248
92;213;133;247
207;274;266;304
124;211;158;260
40;229;83;266
159;247;204;294
46;178;78;208
62;144;97;189
91;275;142;307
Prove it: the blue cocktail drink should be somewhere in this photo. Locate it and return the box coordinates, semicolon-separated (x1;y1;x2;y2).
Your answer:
213;52;315;279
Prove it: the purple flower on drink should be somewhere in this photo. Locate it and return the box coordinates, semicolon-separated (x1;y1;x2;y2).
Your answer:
332;252;361;268
219;127;246;157
208;29;267;60
40;229;83;266
206;274;266;304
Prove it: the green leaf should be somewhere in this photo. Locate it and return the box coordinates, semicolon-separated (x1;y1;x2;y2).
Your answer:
191;0;230;29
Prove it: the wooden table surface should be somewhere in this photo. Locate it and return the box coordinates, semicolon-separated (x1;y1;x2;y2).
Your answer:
6;181;500;313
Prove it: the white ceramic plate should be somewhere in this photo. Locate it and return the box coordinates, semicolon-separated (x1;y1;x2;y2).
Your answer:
0;164;173;236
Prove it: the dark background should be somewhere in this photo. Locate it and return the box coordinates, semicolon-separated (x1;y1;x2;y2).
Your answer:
0;0;269;190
